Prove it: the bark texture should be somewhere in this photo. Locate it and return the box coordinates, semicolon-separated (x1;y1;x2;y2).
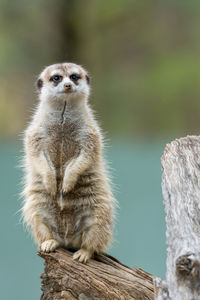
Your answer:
39;248;154;300
155;136;200;300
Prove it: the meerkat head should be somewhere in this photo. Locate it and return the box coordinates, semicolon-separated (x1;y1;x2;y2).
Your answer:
37;63;90;105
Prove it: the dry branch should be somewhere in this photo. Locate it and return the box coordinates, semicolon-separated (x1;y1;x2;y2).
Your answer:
39;248;155;300
155;136;200;300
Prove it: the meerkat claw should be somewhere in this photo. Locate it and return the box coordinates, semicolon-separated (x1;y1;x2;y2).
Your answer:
40;239;59;252
73;249;91;263
61;185;71;196
62;181;74;195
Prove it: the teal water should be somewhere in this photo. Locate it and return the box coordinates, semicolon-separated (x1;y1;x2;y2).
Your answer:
0;140;166;300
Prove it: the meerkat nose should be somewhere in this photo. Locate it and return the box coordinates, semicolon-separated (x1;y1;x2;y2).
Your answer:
64;83;72;91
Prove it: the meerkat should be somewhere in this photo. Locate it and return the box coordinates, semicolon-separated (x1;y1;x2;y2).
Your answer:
22;62;115;263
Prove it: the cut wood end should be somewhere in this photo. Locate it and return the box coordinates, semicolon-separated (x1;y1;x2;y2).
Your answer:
161;135;200;162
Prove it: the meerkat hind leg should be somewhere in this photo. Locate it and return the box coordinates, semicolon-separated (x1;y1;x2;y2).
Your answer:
73;248;93;263
40;239;60;252
32;215;60;253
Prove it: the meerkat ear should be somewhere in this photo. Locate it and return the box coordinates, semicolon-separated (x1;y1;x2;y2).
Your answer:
86;75;90;85
36;78;43;90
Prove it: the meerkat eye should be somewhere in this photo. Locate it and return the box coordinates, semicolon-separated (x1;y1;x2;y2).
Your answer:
70;73;81;82
50;75;63;83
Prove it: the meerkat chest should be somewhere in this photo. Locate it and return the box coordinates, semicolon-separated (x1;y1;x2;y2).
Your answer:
44;117;84;168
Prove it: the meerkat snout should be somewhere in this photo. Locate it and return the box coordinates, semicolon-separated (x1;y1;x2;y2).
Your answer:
64;83;72;91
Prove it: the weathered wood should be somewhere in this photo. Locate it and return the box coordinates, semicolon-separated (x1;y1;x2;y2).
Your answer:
39;248;154;300
155;136;200;300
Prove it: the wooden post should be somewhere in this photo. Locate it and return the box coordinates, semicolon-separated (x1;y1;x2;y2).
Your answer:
155;136;200;300
39;249;155;299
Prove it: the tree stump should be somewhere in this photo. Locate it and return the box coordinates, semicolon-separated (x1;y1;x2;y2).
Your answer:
39;248;155;300
155;136;200;300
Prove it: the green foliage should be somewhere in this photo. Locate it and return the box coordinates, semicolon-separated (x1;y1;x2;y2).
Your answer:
1;0;200;138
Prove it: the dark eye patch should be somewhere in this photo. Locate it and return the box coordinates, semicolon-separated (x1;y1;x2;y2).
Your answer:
50;74;63;83
70;73;81;82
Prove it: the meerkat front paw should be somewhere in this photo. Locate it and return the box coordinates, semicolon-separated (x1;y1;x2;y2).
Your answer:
40;239;59;252
43;173;57;196
73;249;92;263
62;177;76;195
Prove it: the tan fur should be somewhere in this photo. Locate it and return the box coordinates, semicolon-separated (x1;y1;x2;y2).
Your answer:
22;62;115;263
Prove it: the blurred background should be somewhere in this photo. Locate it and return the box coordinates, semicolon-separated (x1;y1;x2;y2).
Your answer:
1;0;200;298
